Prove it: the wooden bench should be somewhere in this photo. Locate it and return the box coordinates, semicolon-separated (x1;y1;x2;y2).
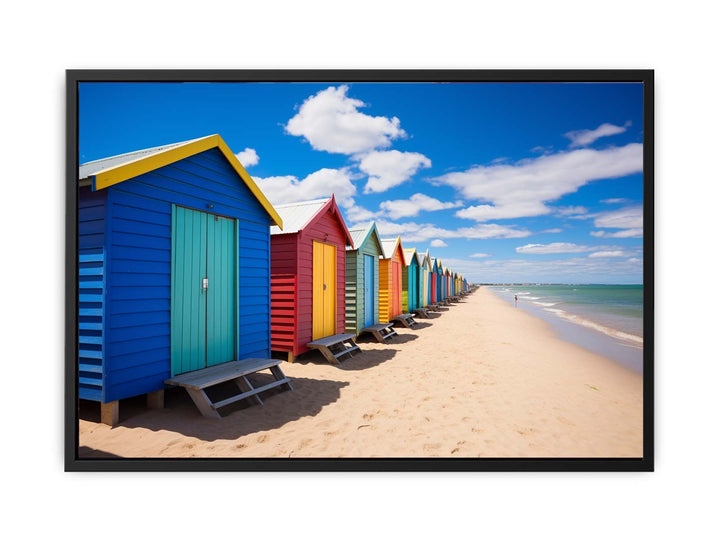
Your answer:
164;358;292;419
391;313;417;328
358;322;397;343
413;307;429;318
307;333;361;365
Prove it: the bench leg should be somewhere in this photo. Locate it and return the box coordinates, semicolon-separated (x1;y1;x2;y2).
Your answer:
270;365;293;391
235;376;263;406
184;388;221;419
319;346;340;365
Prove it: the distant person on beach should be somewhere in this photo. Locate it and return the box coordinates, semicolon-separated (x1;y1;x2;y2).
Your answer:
514;294;518;306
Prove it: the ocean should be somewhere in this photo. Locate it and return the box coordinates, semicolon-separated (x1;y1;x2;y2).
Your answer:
487;284;644;374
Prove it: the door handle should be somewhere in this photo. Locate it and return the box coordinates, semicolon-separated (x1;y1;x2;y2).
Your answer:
202;278;209;291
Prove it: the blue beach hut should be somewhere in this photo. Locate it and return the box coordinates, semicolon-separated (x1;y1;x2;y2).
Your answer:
78;134;284;424
402;248;420;313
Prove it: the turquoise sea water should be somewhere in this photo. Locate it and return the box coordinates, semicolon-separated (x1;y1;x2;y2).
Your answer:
487;285;644;373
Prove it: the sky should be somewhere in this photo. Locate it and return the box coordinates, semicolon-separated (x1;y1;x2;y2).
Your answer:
79;81;644;284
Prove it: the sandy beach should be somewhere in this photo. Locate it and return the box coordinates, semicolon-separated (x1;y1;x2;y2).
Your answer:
78;286;643;458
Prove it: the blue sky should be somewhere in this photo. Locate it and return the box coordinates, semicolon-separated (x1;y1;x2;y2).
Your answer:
79;81;644;284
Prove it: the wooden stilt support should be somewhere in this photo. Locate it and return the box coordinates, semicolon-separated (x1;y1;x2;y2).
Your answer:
147;390;164;410
101;401;119;427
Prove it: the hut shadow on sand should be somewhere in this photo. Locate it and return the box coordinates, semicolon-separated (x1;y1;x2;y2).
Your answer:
79;375;351;442
384;333;419;345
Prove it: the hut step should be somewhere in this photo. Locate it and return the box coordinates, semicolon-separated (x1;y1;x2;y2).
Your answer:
307;333;361;365
391;313;417;328
359;323;397;343
164;359;292;419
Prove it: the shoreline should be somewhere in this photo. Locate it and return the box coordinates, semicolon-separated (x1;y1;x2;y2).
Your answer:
79;286;643;458
487;286;644;374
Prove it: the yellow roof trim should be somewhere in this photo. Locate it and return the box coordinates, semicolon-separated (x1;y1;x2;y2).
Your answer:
90;134;283;229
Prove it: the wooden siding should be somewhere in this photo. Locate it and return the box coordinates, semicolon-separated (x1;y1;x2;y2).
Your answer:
78;187;107;401
270;274;297;351
378;257;391;323
345;237;382;334
402;259;418;313
345;250;358;334
270;233;298;352
97;148;273;403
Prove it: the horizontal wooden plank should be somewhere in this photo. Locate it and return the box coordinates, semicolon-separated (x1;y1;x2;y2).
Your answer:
165;358;281;389
79;253;104;263
211;378;290;410
79;266;104;276
307;333;358;347
79;363;103;374
79;376;103;387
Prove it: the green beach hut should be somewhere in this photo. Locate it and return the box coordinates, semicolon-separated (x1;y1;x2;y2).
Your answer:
345;222;386;334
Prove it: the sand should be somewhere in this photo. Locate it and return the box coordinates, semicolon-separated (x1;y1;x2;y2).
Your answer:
78;286;643;458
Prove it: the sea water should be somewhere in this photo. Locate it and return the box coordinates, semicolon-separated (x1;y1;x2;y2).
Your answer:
487;285;644;374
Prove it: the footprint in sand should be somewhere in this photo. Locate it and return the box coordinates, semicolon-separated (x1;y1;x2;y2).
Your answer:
234;443;246;450
256;434;268;443
556;416;575;426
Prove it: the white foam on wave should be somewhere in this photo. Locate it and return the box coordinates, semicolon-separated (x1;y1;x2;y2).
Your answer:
534;301;557;307
525;296;541;300
542;307;643;346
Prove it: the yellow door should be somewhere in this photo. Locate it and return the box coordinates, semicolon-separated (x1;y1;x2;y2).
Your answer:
313;241;336;340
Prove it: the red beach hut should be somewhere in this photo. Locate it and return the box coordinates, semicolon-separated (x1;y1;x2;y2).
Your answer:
269;196;354;362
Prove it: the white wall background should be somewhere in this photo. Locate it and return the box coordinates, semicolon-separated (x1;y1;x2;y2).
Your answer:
1;1;716;537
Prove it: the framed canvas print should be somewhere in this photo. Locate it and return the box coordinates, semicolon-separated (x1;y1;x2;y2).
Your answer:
65;69;653;471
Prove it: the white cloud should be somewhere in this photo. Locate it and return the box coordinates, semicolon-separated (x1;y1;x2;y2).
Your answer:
235;147;259;167
285;85;406;155
555;205;588;216
358;150;432;193
588;250;627;258
601;198;629;204
590;229;644;239
516;242;594;255
430;239;448;247
351;218;532;243
564;122;630;148
542;228;563;234
593;205;643;229
254;168;356;207
434;143;643;222
590;205;643;238
379;193;461;218
469;253;492;258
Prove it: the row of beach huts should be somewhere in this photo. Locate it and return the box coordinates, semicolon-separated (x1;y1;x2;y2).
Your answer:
78;135;474;424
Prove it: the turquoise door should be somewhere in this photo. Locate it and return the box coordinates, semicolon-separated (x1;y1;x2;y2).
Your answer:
364;254;374;328
171;206;237;376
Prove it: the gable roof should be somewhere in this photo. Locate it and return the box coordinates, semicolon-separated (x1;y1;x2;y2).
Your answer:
380;236;407;266
347;222;386;257
403;248;419;267
270;196;354;247
78;134;283;228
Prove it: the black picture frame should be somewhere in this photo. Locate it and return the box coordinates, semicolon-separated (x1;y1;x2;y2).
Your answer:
66;69;653;472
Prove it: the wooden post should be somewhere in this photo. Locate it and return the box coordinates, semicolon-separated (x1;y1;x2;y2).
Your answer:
287;351;294;363
147;390;164;410
101;401;119;427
